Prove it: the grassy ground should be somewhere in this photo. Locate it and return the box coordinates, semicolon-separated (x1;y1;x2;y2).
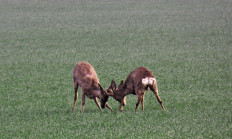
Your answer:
0;0;231;138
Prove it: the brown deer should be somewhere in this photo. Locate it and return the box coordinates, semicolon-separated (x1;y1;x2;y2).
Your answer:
72;62;113;112
107;67;165;112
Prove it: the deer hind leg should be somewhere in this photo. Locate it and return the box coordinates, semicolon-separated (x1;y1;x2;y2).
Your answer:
81;89;86;112
93;97;102;111
149;84;165;110
72;82;79;112
141;95;144;111
135;95;143;112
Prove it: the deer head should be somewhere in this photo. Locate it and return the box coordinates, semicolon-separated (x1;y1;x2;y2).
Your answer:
98;83;110;109
107;80;126;106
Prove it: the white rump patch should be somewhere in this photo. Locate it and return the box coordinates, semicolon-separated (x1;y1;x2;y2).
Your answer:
142;77;156;85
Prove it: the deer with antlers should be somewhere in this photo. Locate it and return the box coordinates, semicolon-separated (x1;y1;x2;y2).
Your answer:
72;62;113;112
107;67;165;112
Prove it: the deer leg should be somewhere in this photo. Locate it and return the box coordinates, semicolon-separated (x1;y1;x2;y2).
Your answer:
122;97;126;106
106;103;113;111
81;90;86;112
72;83;79;112
141;95;144;111
135;96;142;112
93;97;102;111
150;84;165;110
119;102;123;112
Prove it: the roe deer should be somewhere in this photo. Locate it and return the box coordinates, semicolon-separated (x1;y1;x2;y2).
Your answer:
107;67;165;112
72;62;113;112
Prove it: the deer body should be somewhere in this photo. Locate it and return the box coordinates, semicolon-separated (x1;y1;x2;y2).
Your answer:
72;62;112;112
107;67;165;111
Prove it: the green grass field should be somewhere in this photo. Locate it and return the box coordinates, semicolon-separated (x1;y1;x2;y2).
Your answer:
0;0;231;138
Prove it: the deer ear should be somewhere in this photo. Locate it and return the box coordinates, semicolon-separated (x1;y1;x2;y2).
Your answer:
111;80;116;90
118;80;124;88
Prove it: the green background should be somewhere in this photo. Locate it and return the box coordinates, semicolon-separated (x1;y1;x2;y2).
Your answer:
0;0;231;138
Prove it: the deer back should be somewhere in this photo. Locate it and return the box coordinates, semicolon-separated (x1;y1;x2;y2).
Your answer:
124;67;155;90
73;62;99;89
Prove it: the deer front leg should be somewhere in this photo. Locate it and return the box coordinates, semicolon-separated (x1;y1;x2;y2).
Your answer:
93;97;102;111
72;84;79;112
122;97;126;106
119;101;124;112
106;103;113;111
81;91;86;112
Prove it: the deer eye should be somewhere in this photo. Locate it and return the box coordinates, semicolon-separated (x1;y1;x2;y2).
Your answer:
107;89;112;93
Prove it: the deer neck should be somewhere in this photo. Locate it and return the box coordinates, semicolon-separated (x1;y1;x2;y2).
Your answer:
95;89;102;99
115;88;129;98
84;88;102;99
